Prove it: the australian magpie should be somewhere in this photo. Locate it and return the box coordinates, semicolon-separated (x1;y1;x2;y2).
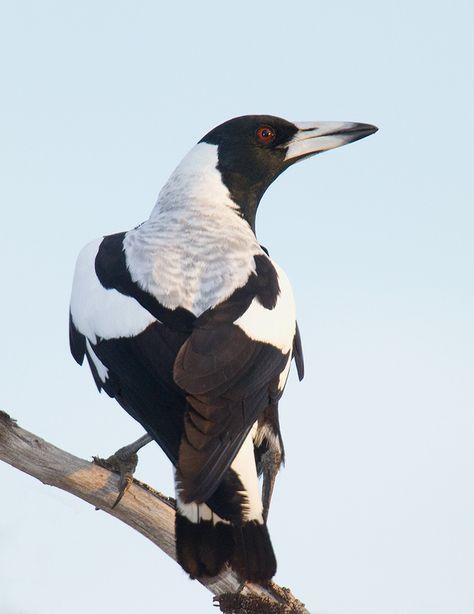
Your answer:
69;115;377;582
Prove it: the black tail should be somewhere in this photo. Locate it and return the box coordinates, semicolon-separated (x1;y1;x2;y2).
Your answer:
231;520;276;582
175;512;234;578
175;511;276;581
175;466;276;581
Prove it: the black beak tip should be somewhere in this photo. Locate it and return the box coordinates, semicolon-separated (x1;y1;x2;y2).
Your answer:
355;123;378;136
367;123;379;135
336;122;378;139
353;123;378;144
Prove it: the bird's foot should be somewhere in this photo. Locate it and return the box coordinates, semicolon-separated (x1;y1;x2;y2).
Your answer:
94;448;138;508
93;434;152;508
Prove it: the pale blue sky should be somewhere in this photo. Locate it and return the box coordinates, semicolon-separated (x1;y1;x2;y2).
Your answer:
1;1;473;613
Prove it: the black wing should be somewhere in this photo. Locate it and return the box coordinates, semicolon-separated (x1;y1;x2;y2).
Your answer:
173;257;291;503
70;314;189;464
293;321;304;381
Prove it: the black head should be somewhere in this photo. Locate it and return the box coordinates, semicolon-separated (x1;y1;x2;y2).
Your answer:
200;114;378;231
200;115;297;231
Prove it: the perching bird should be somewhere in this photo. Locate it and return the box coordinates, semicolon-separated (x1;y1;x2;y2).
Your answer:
69;115;377;582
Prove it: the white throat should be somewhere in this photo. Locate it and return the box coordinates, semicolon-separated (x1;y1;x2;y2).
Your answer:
123;143;263;316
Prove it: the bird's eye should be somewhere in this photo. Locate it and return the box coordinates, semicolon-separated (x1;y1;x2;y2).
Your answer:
256;126;276;145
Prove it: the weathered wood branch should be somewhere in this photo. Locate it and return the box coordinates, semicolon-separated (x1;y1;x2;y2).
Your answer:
0;411;309;613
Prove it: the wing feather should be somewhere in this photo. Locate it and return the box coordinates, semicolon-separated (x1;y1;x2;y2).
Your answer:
174;322;288;503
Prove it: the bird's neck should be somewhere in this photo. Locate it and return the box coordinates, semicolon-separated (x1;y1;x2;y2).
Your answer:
149;143;240;219
149;142;262;233
123;144;265;314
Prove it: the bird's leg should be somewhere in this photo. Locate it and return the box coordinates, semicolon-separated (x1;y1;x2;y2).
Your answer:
94;433;153;508
261;449;282;522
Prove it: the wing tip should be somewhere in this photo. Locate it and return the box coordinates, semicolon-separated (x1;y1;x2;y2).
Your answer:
69;312;86;365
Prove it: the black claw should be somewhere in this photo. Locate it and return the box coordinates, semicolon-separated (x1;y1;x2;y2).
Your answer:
94;450;138;508
92;434;152;508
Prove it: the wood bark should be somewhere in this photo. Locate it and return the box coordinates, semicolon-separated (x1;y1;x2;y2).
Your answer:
0;411;309;613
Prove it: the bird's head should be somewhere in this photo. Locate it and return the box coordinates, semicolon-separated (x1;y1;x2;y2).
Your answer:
156;115;377;232
200;115;378;231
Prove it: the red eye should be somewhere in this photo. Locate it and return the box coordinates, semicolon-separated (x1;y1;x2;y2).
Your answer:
256;126;276;144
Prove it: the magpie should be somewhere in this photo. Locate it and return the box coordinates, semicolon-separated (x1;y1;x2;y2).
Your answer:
69;115;377;582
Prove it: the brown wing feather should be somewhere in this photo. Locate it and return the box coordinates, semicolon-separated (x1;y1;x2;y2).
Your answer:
173;323;288;503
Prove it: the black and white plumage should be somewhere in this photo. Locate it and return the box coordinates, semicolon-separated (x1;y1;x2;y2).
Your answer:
69;115;377;581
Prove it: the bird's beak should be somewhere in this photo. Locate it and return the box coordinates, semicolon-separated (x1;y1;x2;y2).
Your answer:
285;121;378;162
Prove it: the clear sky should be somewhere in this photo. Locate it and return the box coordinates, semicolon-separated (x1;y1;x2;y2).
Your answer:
1;1;473;613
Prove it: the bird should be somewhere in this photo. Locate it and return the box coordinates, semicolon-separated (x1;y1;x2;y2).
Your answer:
69;114;377;582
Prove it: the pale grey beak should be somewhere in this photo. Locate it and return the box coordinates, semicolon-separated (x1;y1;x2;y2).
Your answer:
285;121;378;161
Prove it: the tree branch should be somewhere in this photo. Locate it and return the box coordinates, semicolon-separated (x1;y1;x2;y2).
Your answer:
0;411;309;613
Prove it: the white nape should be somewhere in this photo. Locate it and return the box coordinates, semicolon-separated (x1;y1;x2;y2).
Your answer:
123;143;264;316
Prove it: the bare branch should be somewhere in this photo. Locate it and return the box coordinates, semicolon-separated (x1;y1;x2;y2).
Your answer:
0;411;309;613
